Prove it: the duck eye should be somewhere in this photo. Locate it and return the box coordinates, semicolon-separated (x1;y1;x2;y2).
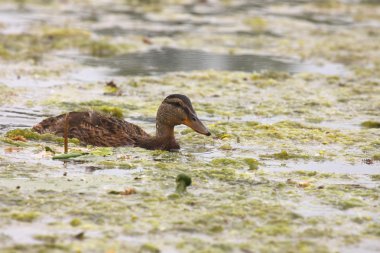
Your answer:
191;116;197;121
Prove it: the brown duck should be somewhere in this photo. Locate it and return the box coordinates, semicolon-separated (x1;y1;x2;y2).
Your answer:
33;94;211;151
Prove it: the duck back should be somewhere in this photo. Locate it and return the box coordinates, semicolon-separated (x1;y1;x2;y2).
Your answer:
32;111;150;147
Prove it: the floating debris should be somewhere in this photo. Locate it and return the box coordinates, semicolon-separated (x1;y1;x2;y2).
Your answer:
103;80;123;96
175;173;192;194
108;188;137;195
52;152;88;160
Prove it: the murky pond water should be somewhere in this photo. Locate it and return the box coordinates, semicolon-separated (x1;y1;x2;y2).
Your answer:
1;1;380;253
79;47;346;76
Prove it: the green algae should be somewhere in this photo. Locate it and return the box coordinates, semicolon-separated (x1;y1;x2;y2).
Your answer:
69;218;82;227
0;1;380;253
52;152;88;160
0;83;16;96
244;17;268;32
175;173;192;194
361;121;380;128
210;158;241;167
255;221;293;236
97;160;134;169
243;158;260;170
5;129;80;145
336;198;366;210
97;106;124;119
11;211;39;222
0;137;29;147
365;222;380;237
45;99;137;117
0;26;136;61
260;150;310;160
140;243;160;253
89;147;113;157
88;39;135;58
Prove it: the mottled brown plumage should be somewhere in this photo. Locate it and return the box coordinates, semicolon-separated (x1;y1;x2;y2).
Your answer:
32;94;211;151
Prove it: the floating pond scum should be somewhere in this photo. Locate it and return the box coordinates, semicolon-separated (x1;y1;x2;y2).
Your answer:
0;0;380;253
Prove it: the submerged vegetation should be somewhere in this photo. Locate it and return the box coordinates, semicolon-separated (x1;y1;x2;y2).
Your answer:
0;0;380;252
0;27;137;61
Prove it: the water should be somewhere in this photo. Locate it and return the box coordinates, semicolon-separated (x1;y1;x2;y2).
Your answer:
0;107;49;132
265;160;380;175
80;47;346;76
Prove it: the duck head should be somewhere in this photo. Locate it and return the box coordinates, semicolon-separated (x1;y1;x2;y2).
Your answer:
156;94;211;136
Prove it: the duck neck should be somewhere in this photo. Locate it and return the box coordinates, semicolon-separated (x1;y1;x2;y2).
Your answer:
156;121;175;140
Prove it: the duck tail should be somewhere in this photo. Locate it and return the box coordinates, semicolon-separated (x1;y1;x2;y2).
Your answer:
32;114;67;134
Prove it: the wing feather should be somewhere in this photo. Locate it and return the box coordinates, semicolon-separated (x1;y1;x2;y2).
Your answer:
32;111;150;147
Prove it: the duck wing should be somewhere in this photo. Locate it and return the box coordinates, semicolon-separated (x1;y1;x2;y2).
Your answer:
32;111;150;147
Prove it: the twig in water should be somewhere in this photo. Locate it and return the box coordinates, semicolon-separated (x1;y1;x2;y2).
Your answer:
64;113;69;154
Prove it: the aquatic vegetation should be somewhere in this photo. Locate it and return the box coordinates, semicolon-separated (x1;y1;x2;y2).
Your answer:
108;188;137;195
90;147;113;157
69;218;81;227
244;17;268;32
365;222;380;237
52;152;88;160
260;150;310;160
243;158;260;170
88;39;133;58
5;129;80;145
104;81;122;96
175;173;192;194
1;1;380;252
336;198;366;210
97;106;124;119
11;212;39;222
0;26;137;61
0;84;17;105
140;243;160;253
361;121;380;128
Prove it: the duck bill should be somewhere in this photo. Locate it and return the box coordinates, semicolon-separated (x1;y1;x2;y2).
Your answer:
183;117;211;136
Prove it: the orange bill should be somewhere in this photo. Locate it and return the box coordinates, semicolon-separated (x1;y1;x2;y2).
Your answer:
183;115;211;136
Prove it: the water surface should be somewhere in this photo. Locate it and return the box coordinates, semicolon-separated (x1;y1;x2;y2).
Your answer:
80;47;346;76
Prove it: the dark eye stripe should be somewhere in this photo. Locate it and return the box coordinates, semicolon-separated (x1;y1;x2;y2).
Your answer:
166;100;192;116
166;101;181;107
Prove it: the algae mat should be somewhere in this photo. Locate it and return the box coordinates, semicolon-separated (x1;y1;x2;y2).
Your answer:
0;0;380;253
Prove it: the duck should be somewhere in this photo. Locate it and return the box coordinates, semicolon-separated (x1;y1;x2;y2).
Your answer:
32;94;211;151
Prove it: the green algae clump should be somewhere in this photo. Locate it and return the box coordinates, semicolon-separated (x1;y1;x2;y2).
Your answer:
140;243;160;253
337;198;365;210
70;218;82;227
11;212;40;222
90;147;113;157
52;152;88;160
361;121;380;128
244;158;260;170
175;174;192;194
261;150;310;160
210;158;240;167
97;106;124;119
5;129;80;145
88;39;136;57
